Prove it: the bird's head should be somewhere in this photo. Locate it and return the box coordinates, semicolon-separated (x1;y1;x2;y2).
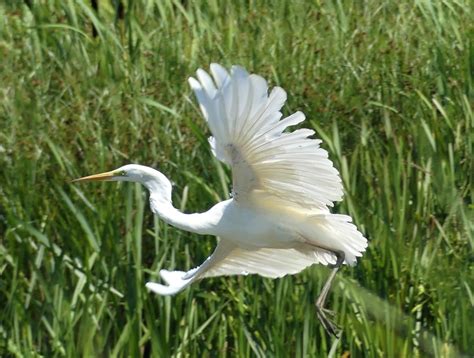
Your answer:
72;164;150;183
73;164;172;201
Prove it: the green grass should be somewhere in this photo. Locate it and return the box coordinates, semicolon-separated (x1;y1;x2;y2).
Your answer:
0;0;472;356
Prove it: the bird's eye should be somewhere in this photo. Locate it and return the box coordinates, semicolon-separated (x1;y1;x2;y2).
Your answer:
120;171;127;176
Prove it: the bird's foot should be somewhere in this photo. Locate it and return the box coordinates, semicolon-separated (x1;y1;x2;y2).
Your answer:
317;306;336;318
315;305;341;338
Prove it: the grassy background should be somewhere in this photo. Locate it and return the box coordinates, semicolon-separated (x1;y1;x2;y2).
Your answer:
0;0;472;356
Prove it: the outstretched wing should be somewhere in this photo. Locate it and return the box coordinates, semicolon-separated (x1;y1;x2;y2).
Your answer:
203;244;337;278
146;239;236;296
146;239;335;295
189;64;343;210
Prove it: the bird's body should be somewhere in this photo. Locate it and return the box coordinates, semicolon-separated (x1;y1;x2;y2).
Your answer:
74;64;367;336
152;185;360;255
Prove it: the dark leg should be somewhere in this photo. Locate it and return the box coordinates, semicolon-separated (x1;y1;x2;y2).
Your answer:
315;250;345;338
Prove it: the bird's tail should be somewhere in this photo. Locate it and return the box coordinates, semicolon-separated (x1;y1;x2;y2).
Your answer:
305;213;368;266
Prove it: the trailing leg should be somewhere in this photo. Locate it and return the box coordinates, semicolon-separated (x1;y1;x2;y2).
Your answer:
315;250;345;337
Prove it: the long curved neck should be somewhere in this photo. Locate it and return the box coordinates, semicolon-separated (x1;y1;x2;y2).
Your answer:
151;199;218;235
142;172;218;236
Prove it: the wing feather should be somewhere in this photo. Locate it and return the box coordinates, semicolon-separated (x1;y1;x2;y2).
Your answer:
203;245;337;279
189;64;343;210
146;239;236;296
147;238;338;296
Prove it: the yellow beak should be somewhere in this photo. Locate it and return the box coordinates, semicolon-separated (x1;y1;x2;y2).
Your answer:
72;170;117;183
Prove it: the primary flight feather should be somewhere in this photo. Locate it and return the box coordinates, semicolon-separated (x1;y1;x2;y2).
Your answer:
74;64;368;336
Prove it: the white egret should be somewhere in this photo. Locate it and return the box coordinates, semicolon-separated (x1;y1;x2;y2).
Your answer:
73;64;367;336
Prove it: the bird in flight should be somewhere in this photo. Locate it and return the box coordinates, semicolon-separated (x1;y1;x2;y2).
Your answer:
73;64;368;336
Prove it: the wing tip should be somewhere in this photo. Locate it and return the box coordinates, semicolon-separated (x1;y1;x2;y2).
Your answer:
145;281;178;296
231;65;249;77
210;62;224;71
188;76;201;90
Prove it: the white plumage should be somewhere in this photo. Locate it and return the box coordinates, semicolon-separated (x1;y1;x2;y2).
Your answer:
74;63;368;336
188;64;343;208
145;63;367;295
